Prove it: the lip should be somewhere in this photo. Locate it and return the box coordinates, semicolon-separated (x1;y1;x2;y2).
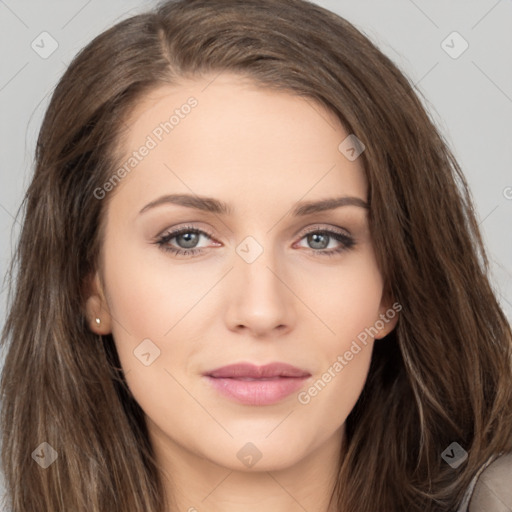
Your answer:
204;362;311;379
203;362;311;406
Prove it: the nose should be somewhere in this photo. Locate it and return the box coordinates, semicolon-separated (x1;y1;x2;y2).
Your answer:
224;243;296;338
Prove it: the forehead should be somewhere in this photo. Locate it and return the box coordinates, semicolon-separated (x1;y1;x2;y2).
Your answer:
110;73;367;215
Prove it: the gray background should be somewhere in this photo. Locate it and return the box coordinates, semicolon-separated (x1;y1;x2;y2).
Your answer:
0;0;511;506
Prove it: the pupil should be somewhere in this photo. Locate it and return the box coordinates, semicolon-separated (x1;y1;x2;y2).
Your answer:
309;233;328;249
178;232;198;248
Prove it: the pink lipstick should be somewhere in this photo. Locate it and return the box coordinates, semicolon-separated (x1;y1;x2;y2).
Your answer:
203;362;311;406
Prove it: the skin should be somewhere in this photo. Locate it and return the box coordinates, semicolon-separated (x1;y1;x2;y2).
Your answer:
85;73;398;512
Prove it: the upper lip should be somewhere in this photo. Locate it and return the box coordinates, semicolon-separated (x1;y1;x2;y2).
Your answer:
205;362;311;379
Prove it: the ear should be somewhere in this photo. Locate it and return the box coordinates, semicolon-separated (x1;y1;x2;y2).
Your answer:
84;271;112;335
374;289;400;340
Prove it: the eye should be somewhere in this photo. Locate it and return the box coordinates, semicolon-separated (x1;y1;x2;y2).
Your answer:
154;225;356;258
155;225;217;257
295;227;355;257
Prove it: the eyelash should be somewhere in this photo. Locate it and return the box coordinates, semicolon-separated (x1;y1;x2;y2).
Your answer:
155;224;355;258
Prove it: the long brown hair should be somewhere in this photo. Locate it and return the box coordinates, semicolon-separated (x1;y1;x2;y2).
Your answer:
2;0;511;510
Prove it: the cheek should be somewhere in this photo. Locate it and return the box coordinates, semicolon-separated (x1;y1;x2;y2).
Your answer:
101;244;203;430
98;231;192;392
306;247;384;345
103;240;215;340
295;250;383;412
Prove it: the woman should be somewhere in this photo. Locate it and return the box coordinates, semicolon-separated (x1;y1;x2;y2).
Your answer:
1;0;511;510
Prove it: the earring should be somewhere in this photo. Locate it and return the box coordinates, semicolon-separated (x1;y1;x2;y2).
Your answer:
95;318;101;325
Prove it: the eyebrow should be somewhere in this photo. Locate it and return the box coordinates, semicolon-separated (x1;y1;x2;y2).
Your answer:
139;193;369;216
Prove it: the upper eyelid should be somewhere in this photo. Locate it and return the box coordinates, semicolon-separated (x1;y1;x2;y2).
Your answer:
300;225;351;236
159;225;215;240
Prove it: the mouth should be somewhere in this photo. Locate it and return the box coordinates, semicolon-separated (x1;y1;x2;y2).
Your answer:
204;362;311;379
203;362;311;405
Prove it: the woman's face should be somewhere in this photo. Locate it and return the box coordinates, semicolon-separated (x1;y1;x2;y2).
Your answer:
87;73;397;473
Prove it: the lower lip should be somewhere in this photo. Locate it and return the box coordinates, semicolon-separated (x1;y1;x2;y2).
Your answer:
204;376;310;405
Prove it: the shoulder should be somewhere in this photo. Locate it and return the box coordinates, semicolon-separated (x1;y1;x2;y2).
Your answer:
468;451;512;512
